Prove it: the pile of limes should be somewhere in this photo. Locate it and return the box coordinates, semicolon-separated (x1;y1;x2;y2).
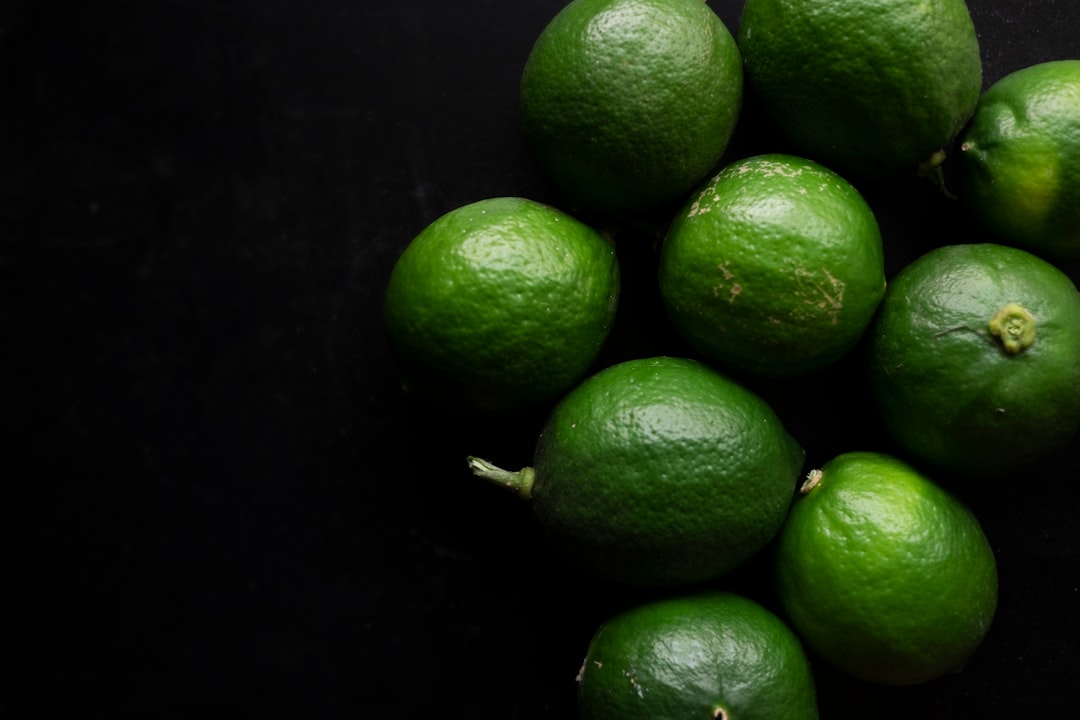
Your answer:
384;0;1080;716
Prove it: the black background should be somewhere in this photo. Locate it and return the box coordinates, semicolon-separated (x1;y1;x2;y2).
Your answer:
3;0;1079;717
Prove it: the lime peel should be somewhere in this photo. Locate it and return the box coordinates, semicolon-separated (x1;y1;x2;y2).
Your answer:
467;456;536;500
988;302;1036;353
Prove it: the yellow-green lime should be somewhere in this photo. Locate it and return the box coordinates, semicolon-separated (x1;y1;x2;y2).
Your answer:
774;451;998;686
577;591;819;719
956;59;1080;260
737;0;982;178
383;197;619;415
520;0;743;216
867;243;1080;478
659;153;886;377
468;356;804;587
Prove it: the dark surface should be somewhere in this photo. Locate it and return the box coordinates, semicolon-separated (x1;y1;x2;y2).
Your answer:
3;0;1079;717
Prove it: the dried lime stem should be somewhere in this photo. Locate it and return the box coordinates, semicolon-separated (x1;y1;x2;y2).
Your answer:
466;456;536;500
988;303;1036;354
800;468;823;494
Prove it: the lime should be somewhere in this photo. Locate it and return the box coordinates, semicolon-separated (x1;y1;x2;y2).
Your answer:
737;0;982;178
867;243;1080;478
519;0;743;216
658;153;886;377
774;451;999;686
383;197;619;415
577;591;819;719
467;356;804;587
956;59;1080;261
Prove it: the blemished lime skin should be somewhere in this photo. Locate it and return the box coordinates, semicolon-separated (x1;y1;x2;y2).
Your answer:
383;197;619;415
659;154;886;377
520;0;743;216
867;243;1080;478
577;591;819;720
774;452;999;686
737;0;982;178
468;356;805;587
957;60;1080;261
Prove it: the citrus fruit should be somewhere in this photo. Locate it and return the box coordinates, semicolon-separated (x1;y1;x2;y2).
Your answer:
383;197;619;415
956;59;1080;261
737;0;982;178
867;243;1080;478
519;0;743;216
658;153;886;377
577;591;819;719
774;451;999;686
467;356;804;587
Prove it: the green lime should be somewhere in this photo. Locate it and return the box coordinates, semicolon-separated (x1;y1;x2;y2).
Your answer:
383;197;619;415
658;153;886;377
867;243;1080;478
957;59;1080;261
468;356;804;587
774;451;999;686
577;591;819;719
520;0;743;216
737;0;982;178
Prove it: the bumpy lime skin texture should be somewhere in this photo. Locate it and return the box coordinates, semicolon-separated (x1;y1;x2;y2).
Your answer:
383;197;619;415
578;592;819;720
957;60;1080;260
774;452;998;686
530;356;804;587
868;243;1080;478
659;153;885;377
738;0;982;177
520;0;743;215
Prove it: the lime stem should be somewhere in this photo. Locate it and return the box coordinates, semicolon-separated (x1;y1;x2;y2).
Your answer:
466;456;536;500
988;303;1036;354
800;469;823;494
916;149;956;199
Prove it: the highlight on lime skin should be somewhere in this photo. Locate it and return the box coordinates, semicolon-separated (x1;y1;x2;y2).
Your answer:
988;303;1036;354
